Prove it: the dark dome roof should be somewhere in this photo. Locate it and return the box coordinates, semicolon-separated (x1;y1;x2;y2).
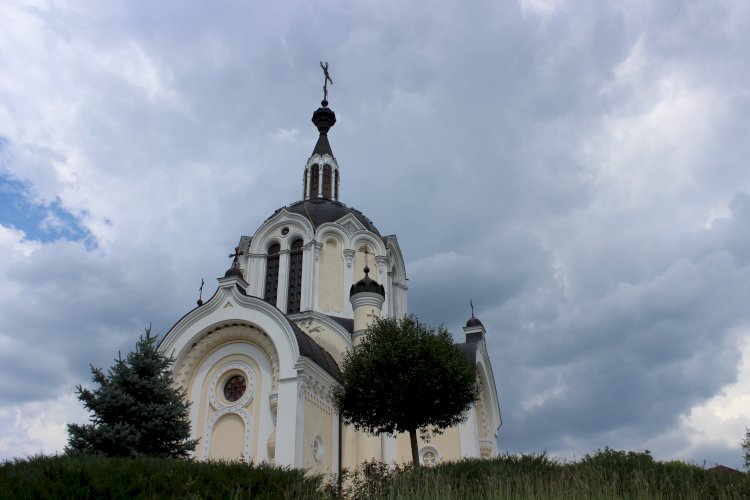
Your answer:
466;316;484;328
224;266;244;279
350;266;385;297
268;199;381;237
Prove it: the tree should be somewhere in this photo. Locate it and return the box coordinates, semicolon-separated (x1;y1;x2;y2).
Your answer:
332;315;478;466
66;327;197;458
743;427;750;469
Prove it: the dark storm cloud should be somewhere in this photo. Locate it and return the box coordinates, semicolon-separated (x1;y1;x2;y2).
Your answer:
1;0;749;467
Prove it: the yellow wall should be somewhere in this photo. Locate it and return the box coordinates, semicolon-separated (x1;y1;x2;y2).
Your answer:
191;350;262;461
395;426;462;464
353;245;373;282
318;237;344;313
210;413;245;460
303;395;334;474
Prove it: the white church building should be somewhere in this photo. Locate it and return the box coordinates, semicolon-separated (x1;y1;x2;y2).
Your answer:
158;94;501;474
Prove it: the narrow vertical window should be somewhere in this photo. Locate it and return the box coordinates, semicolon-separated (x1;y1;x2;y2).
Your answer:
310;165;319;198
322;164;332;198
264;243;280;306
287;239;304;313
303;171;308;199
334;170;339;200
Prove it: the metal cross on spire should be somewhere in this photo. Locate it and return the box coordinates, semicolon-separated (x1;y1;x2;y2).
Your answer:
470;299;475;318
229;246;244;267
320;61;333;102
197;278;205;306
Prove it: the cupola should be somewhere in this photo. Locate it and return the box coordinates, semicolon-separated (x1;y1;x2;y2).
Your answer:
303;99;340;202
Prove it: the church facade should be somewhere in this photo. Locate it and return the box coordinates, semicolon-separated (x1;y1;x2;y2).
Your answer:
158;97;501;474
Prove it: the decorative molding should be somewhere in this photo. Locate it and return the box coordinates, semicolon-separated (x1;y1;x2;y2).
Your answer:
313;241;324;262
306;153;338;171
208;361;256;411
201;408;254;461
343;249;355;268
375;255;388;275
479;439;495;458
298;372;335;415
312;434;324;463
174;324;280;392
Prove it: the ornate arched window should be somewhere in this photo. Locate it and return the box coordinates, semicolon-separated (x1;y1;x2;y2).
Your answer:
322;164;332;198
264;243;280;305
310;164;319;198
287;238;304;313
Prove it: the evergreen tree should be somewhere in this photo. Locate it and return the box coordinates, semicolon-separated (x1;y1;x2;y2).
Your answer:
332;315;478;467
742;427;750;470
66;327;197;458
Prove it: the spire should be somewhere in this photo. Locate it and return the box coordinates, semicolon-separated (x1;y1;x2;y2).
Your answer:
304;62;340;201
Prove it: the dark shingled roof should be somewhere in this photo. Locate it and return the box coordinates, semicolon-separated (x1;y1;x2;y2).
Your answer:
288;320;341;380
313;133;333;156
457;342;478;364
266;198;381;237
325;315;354;334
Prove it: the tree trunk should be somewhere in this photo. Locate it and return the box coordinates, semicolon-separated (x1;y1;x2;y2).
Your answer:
409;428;420;467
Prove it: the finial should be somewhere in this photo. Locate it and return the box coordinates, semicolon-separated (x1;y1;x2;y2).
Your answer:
320;61;333;103
470;299;475;318
228;246;244;268
224;246;245;279
197;278;205;306
364;265;370;276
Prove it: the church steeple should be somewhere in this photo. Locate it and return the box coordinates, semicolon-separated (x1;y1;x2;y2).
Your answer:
303;63;340;201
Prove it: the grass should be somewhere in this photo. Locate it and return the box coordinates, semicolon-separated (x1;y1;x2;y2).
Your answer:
1;449;748;499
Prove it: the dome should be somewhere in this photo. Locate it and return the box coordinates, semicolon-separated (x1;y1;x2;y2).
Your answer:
224;266;244;279
466;316;484;328
267;198;381;237
350;266;385;297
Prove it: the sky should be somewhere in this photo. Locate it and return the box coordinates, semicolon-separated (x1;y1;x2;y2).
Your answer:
1;0;750;469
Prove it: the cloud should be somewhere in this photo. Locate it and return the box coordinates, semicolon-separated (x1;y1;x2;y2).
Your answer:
1;0;749;470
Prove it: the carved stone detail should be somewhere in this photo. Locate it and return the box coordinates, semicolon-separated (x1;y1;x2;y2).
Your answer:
174;324;280;392
343;249;355;268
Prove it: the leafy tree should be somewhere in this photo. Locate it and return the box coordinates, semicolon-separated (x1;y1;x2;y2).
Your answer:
332;315;478;466
66;327;197;458
743;427;750;469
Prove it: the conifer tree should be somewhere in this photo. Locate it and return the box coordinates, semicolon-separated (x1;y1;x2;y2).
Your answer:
66;327;197;458
332;315;478;467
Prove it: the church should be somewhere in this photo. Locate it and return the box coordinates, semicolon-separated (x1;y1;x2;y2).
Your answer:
158;83;502;474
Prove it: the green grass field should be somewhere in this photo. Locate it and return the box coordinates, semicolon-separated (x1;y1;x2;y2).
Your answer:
2;449;747;499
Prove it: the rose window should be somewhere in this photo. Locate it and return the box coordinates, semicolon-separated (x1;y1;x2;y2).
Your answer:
223;375;246;402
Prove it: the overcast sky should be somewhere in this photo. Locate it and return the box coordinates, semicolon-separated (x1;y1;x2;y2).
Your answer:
2;0;750;469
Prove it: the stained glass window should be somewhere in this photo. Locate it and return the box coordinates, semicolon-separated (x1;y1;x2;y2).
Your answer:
223;375;246;402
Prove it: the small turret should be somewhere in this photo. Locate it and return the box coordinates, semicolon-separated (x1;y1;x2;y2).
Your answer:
464;300;485;343
349;266;385;345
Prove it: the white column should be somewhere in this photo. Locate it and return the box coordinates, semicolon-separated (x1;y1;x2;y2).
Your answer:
458;409;480;458
381;434;396;463
277;250;290;312
275;377;301;466
343;249;355;316
318;166;324;198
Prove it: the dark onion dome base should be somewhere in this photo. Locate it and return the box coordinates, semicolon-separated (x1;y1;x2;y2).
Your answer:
466;316;484;328
265;199;381;237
